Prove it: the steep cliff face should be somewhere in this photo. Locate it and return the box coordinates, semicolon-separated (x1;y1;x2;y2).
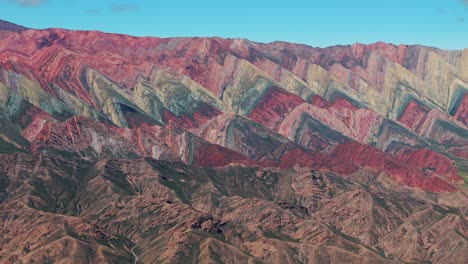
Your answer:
0;21;467;263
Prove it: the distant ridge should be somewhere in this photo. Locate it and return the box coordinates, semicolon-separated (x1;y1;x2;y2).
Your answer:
0;19;28;32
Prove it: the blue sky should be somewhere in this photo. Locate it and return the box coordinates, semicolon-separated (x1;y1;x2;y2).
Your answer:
1;0;467;50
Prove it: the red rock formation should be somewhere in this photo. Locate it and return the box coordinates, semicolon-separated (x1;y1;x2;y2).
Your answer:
454;92;468;125
249;86;305;129
324;141;458;192
394;148;462;183
194;144;258;167
398;100;431;131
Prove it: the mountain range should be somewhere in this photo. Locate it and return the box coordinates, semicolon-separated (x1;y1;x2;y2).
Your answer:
0;20;467;263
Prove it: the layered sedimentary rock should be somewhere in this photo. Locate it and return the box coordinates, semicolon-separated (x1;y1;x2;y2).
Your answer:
0;20;467;263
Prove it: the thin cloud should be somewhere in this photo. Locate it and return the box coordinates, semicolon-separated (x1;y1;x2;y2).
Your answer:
111;4;139;13
10;0;43;6
85;9;101;15
436;7;446;14
463;0;468;5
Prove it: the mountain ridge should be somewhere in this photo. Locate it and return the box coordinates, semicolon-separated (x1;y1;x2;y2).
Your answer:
2;19;464;52
0;19;467;263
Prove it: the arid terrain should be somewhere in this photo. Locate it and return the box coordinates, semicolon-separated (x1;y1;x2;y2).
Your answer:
0;19;467;263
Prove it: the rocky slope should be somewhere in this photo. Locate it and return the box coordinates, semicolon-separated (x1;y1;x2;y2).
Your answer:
0;20;467;263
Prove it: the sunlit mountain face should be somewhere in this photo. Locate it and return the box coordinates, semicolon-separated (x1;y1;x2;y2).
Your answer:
0;20;467;264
